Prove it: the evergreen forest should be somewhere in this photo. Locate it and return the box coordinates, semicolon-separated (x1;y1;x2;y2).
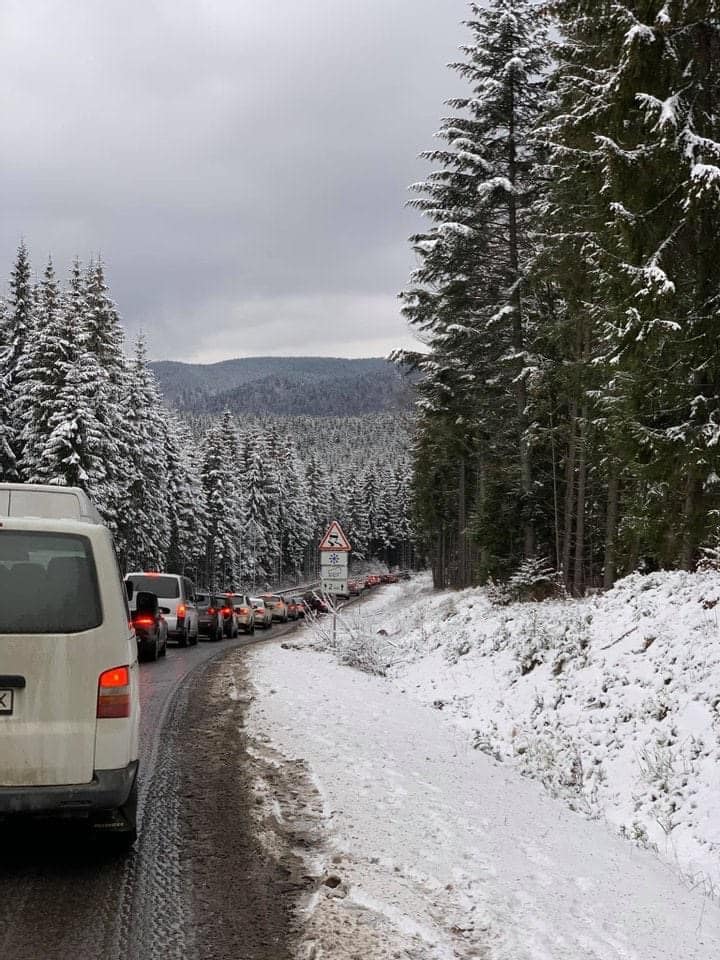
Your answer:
0;246;414;588
399;0;720;592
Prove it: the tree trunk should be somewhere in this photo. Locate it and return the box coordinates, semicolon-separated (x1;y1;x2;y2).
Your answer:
603;466;619;589
477;460;490;579
457;457;467;587
507;80;534;559
562;405;577;586
573;402;588;596
549;406;561;572
680;473;703;570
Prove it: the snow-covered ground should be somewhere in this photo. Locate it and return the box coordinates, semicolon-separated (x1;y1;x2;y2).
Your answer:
245;573;720;959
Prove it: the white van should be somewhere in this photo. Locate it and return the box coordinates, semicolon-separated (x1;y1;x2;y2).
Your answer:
0;484;140;845
124;572;199;646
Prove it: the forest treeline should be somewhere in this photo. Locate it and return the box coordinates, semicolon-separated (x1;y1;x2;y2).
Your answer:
398;0;720;592
0;246;414;587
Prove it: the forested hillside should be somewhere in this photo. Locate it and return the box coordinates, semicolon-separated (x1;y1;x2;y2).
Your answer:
399;0;720;592
151;356;414;416
0;246;415;588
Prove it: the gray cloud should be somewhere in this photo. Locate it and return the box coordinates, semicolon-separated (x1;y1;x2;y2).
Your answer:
0;0;467;360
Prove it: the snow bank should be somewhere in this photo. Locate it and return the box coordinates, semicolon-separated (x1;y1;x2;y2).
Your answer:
324;571;720;892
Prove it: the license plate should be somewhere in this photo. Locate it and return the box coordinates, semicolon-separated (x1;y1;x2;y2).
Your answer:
0;689;13;715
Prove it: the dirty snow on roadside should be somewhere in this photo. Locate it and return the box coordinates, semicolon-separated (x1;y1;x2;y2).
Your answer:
245;576;720;960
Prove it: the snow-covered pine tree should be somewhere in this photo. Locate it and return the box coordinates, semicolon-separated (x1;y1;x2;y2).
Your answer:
114;336;170;571
399;0;549;585
546;0;720;574
201;418;241;590
2;241;35;476
16;258;77;481
164;412;207;577
33;349;109;491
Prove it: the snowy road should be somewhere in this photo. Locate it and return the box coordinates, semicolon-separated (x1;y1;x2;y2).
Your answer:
245;638;720;960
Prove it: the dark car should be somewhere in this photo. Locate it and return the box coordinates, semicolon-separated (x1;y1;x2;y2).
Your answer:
195;591;225;641
131;590;168;662
216;593;240;638
288;596;305;618
304;593;330;614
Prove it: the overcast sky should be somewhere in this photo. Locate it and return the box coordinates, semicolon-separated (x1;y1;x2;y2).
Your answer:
1;0;469;362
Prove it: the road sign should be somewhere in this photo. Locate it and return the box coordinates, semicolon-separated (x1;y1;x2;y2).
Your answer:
322;577;348;596
319;520;351;552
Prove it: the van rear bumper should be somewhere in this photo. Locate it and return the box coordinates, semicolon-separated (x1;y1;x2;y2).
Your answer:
0;760;138;815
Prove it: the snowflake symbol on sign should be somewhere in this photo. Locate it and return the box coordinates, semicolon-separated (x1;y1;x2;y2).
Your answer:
328;553;340;565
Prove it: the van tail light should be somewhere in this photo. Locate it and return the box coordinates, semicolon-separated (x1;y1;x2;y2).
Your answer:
208;607;216;615
177;604;187;618
222;606;231;615
238;607;249;614
97;666;131;719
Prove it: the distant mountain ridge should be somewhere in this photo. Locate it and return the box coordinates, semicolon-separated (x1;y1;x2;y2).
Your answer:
149;356;415;417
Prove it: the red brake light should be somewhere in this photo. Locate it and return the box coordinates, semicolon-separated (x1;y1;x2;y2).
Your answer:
208;607;216;614
133;615;155;627
100;666;129;688
239;607;248;614
177;604;187;618
97;665;131;719
222;606;231;615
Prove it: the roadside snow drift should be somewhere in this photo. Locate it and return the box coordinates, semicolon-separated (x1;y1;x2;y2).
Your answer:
245;572;720;959
353;571;720;893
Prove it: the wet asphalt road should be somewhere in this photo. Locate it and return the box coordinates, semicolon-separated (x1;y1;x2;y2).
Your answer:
0;620;305;960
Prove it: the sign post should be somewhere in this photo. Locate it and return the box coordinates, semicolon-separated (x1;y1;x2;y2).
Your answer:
319;520;351;598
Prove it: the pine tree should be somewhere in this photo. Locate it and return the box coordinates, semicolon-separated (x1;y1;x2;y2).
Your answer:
114;336;169;570
399;0;549;584
17;258;77;481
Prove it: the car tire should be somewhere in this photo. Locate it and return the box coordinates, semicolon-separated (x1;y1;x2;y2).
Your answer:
215;623;223;642
189;623;198;646
139;637;158;662
178;627;188;648
160;636;167;657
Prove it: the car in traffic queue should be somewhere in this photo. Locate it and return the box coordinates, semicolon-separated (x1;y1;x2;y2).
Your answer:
262;594;289;623
125;572;199;646
303;593;330;614
365;574;382;589
286;597;303;619
0;483;140;848
250;597;273;629
347;579;362;596
229;593;255;634
195;591;225;641
216;593;240;638
130;590;168;662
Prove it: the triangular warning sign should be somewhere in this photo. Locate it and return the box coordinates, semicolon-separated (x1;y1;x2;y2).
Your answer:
319;520;351;552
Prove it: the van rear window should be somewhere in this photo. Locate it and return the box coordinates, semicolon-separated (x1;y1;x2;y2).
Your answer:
126;575;180;599
0;531;102;634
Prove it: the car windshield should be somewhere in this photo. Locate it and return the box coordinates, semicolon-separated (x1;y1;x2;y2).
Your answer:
0;531;102;634
250;598;264;607
195;593;210;605
127;575;180;598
